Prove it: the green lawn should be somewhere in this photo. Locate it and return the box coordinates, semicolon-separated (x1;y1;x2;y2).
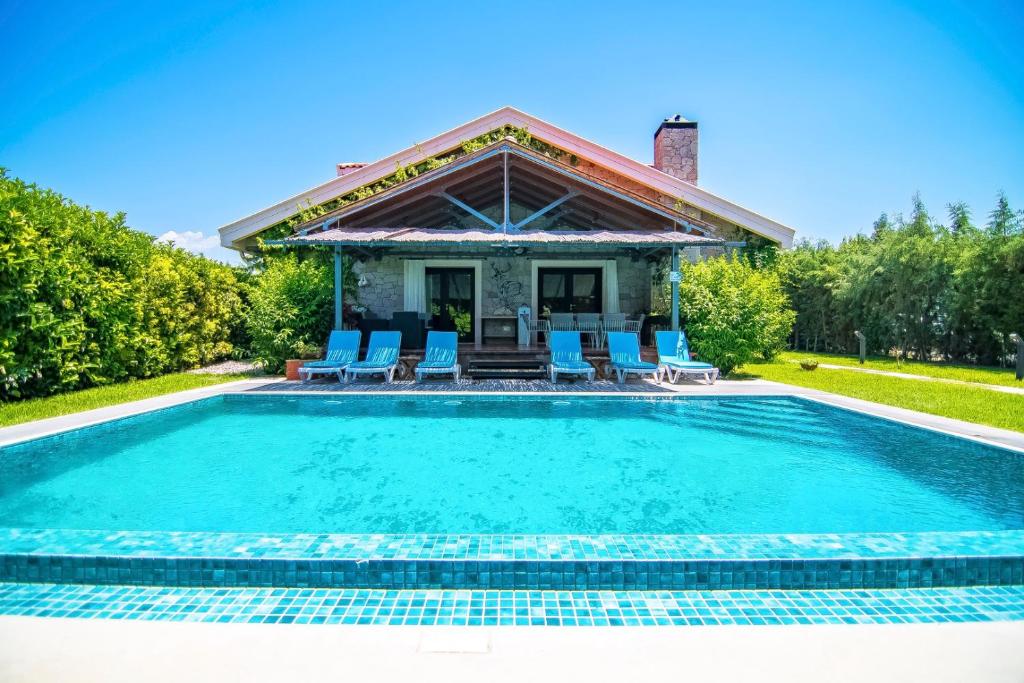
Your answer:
778;350;1022;388
0;373;250;428
738;360;1024;433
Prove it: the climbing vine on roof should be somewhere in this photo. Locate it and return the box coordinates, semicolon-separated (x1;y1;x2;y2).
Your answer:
252;125;578;251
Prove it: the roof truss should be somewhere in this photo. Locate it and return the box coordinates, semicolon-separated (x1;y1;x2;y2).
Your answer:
294;139;712;237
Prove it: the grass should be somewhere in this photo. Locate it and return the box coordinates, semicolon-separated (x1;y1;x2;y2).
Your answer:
0;373;250;428
738;359;1024;433
778;350;1022;388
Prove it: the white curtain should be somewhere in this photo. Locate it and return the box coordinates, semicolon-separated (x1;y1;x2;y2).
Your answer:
403;260;426;314
603;260;620;314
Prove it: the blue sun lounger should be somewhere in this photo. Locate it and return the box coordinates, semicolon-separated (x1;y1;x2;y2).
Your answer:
548;331;595;383
298;330;361;383
607;332;663;384
655;330;719;385
415;331;461;382
345;331;402;383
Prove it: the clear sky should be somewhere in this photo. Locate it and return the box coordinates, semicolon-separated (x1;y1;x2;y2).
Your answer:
2;0;1022;263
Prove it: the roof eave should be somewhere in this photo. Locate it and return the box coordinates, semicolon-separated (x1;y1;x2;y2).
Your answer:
219;106;796;249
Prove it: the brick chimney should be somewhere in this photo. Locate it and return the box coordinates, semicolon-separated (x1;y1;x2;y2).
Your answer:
336;162;367;177
653;115;698;184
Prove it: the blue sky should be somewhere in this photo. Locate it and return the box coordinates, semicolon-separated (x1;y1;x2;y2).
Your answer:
2;0;1022;263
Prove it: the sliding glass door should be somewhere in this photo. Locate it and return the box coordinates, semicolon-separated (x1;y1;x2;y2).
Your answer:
538;268;602;315
426;268;475;342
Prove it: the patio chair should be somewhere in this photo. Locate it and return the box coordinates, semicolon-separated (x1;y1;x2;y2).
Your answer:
576;313;601;348
414;331;461;382
600;313;626;348
549;312;576;332
655;330;720;385
519;312;550;346
623;313;646;335
548;331;595;383
607;332;663;384
345;331;402;383
297;330;361;383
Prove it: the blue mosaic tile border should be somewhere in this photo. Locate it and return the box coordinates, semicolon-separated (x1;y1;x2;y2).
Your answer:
3;529;1022;590
4;528;1022;562
3;551;1022;591
2;583;1021;626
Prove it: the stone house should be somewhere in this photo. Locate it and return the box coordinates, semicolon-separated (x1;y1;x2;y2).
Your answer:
218;107;794;348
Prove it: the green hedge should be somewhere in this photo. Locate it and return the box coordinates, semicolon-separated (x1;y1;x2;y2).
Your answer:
779;194;1024;363
0;170;243;400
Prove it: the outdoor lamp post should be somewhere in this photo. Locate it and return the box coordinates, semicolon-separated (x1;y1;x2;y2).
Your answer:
1011;333;1023;381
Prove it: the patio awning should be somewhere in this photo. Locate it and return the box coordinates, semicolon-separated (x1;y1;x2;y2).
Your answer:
270;227;724;248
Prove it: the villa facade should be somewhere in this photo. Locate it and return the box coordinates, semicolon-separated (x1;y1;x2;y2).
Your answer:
219;107;795;345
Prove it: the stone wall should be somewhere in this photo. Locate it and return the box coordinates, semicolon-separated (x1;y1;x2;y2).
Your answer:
348;254;654;319
350;258;402;319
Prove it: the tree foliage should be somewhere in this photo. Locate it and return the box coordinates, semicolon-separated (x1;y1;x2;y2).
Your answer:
243;254;335;373
779;193;1023;364
675;256;795;374
0;170;243;400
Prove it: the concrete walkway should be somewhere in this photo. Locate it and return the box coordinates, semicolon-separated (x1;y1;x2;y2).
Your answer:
1;617;1022;682
803;361;1024;395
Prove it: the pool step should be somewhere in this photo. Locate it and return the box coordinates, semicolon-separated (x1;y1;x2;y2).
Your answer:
465;358;548;380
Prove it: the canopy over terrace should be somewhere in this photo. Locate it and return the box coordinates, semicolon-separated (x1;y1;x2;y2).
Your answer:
269;138;730;338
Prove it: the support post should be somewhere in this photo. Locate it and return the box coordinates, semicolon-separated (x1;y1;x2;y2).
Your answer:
1012;333;1023;381
502;150;510;234
334;246;344;330
670;245;680;332
854;330;866;365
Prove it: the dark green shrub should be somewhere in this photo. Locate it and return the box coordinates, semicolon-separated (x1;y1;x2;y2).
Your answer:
244;254;334;373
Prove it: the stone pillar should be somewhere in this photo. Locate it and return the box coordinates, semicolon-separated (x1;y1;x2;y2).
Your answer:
653;115;698;184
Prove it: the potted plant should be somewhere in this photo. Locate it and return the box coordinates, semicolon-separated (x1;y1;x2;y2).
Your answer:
285;340;321;381
800;358;819;371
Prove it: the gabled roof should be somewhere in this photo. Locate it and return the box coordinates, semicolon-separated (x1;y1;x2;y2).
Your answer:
292;137;716;236
218;106;795;248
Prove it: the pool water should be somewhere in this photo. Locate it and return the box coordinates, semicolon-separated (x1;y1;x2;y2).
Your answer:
0;395;1021;535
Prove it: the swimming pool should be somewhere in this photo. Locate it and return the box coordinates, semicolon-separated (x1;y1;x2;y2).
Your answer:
1;394;1021;536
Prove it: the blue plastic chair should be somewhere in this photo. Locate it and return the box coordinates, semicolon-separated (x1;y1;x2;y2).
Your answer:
415;331;461;382
298;330;361;383
548;331;595;382
607;332;662;384
345;331;403;383
655;330;719;385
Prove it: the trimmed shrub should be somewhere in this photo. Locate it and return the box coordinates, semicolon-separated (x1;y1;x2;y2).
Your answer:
675;256;795;375
0;170;242;400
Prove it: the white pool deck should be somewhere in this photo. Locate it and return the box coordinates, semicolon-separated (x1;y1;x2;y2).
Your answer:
1;617;1022;682
1;376;1023;681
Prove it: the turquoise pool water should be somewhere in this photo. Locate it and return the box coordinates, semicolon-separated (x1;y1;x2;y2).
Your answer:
0;395;1021;535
